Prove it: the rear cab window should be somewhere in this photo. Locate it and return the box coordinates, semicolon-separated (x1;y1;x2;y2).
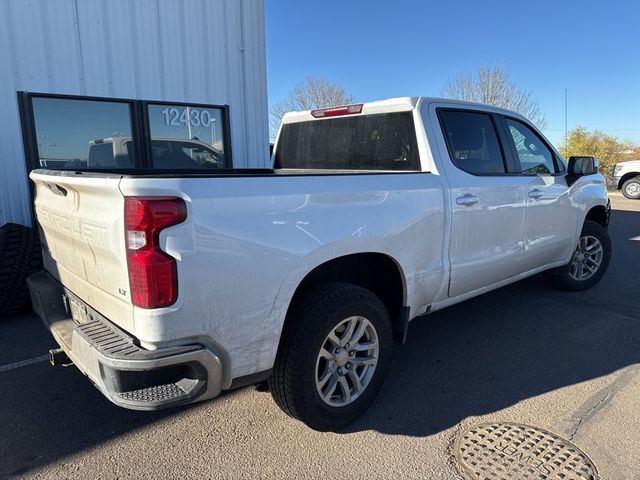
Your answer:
274;112;420;171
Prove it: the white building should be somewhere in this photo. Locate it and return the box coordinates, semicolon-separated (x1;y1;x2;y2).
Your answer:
0;0;269;227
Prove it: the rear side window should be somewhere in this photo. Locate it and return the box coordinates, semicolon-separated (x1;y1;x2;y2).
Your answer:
275;112;420;170
438;110;506;175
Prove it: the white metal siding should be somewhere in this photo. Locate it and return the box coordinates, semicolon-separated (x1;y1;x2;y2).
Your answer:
0;0;268;226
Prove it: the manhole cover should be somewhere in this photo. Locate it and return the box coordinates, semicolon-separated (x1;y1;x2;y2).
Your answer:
455;422;598;480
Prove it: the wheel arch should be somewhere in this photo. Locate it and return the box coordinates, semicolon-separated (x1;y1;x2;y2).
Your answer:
618;172;640;190
280;252;408;347
584;204;609;229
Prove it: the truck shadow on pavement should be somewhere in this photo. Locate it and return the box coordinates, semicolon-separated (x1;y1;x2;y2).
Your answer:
0;316;166;478
0;326;251;479
0;208;638;475
345;207;640;436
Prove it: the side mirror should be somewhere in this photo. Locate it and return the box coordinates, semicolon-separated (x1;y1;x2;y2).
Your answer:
567;156;598;186
568;156;598;175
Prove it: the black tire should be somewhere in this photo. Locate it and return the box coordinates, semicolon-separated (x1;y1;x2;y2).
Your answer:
621;176;640;199
0;223;43;318
545;220;611;291
268;282;393;431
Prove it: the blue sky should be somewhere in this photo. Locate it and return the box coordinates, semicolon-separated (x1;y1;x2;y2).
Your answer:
266;0;640;147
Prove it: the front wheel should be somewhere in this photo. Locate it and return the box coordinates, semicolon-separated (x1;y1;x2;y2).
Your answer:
545;220;611;291
622;176;640;199
269;282;392;431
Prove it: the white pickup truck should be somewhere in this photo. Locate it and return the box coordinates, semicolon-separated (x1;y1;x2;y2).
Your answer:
28;97;611;431
610;159;640;199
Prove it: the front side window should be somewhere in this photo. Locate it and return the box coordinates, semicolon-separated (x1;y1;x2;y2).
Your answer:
505;118;557;174
31;97;135;169
438;110;506;175
147;104;227;169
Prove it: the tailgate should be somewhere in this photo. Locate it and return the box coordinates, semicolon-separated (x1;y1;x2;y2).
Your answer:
30;171;134;331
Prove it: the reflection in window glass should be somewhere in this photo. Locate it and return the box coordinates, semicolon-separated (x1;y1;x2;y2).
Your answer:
148;104;227;169
31;97;135;169
505;119;557;174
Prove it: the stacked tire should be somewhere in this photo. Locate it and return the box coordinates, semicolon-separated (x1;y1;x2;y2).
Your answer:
0;223;43;318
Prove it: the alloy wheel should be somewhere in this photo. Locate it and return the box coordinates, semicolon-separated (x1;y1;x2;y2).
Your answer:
569;235;604;281
315;316;379;407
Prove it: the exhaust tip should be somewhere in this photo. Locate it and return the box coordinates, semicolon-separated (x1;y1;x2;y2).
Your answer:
49;348;70;366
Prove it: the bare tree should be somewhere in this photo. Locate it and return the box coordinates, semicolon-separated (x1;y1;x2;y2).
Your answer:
442;65;546;129
270;76;355;135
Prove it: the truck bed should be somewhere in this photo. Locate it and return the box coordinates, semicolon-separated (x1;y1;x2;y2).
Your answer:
30;167;445;383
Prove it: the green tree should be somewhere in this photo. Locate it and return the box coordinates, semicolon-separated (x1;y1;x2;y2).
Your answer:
559;127;635;178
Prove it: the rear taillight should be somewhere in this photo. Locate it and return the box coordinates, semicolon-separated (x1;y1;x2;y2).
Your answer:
124;197;187;309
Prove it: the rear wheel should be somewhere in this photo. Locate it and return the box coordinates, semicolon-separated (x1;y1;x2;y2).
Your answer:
621;176;640;199
545;220;611;291
269;282;392;431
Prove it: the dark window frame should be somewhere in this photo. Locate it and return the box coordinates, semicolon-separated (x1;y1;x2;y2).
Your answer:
499;115;565;176
436;107;518;176
17;91;232;173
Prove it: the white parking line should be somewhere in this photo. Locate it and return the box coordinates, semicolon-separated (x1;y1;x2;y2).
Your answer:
0;355;49;373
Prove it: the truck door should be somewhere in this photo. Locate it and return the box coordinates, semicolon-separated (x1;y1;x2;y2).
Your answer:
499;116;578;270
431;107;529;297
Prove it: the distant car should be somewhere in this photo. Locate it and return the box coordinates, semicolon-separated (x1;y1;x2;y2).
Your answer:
610;160;640;199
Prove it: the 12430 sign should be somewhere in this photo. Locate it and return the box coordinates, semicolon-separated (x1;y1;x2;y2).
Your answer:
161;107;214;128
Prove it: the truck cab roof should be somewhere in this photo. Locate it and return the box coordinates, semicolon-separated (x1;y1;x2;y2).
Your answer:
281;96;528;124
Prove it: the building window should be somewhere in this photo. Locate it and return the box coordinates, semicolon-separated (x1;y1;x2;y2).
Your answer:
31;97;136;170
20;93;231;172
147;104;227;169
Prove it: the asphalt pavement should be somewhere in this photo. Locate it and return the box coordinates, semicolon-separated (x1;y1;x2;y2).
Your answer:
1;193;639;479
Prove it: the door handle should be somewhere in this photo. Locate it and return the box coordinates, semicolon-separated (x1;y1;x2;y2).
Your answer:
456;194;479;206
528;189;544;199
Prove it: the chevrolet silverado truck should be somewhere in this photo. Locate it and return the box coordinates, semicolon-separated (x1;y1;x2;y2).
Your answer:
28;97;611;431
610;159;640;199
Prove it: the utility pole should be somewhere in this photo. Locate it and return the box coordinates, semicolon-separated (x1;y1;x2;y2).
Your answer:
564;88;568;149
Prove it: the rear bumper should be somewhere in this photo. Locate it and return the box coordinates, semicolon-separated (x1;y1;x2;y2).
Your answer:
27;270;223;410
